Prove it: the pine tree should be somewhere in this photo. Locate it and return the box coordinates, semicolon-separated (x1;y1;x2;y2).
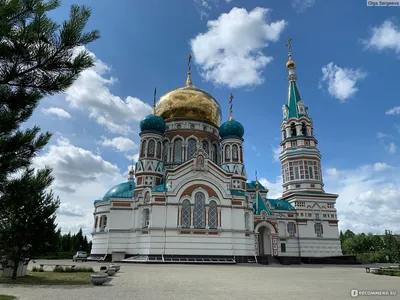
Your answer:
0;0;99;279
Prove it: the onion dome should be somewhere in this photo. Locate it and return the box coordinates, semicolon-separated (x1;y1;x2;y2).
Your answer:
219;119;244;139
155;55;222;127
286;59;295;69
140;113;166;133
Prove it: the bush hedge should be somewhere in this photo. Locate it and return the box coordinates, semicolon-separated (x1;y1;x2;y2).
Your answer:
53;266;94;273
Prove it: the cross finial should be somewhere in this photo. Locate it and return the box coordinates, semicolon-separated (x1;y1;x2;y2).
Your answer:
286;38;292;59
152;87;157;114
186;54;193;86
229;93;234;121
188;54;192;72
255;170;259;190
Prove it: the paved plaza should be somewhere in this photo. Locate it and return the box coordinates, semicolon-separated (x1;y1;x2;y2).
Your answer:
1;260;399;300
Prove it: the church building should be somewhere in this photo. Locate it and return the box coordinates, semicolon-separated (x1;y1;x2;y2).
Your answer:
90;43;343;264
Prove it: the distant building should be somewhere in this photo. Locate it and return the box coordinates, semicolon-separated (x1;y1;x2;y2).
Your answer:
90;45;342;263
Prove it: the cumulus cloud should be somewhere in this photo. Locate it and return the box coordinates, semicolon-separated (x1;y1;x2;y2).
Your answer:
100;136;138;152
363;20;400;55
190;7;287;88
385;142;397;154
272;145;281;162
126;153;140;163
33;136;121;193
291;0;316;13
324;163;400;234
259;176;283;199
386;106;400;115
65;46;151;135
33;136;126;236
58;202;85;217
41;107;71;119
319;62;367;102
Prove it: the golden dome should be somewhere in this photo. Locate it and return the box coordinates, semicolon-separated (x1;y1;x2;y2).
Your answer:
286;59;296;69
129;167;134;175
155;73;222;127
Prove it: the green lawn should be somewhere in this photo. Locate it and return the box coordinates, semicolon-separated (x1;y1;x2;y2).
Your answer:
0;295;16;300
0;271;92;285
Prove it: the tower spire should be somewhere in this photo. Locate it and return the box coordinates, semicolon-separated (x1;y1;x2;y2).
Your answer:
128;158;135;181
229;93;234;121
152;87;156;114
185;54;193;87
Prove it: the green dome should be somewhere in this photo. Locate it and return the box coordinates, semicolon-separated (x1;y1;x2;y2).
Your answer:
219;119;244;139
94;181;136;205
140;114;166;133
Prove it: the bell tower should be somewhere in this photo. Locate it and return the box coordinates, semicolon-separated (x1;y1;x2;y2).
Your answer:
279;39;324;197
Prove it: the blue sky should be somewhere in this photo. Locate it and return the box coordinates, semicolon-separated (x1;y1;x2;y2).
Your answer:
28;0;400;236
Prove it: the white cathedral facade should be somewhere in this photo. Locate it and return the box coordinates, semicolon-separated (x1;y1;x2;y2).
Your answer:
90;49;343;264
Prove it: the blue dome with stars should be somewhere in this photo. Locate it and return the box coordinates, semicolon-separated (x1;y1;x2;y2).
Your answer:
219;119;244;139
140;113;166;133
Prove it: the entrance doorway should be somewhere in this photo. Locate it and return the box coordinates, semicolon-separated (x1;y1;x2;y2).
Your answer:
258;226;271;255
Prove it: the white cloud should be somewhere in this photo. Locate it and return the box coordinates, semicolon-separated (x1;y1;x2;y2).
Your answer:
319;62;367;102
291;0;316;13
33;136;121;193
126;153;140;163
193;0;233;19
58;202;85;217
324;163;400;234
190;7;287;88
65;46;151;135
373;162;392;171
272;145;281;162
259;176;283;199
386;106;400;115
363;20;400;55
377;132;391;139
41;107;71;119
100;136;138;152
33;136;126;236
385;142;397;154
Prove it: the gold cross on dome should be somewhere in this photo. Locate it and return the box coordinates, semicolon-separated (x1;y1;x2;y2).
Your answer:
188;54;192;72
229;93;234;120
286;38;292;58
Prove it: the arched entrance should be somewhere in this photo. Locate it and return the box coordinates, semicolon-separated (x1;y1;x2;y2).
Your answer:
258;226;271;255
254;221;277;257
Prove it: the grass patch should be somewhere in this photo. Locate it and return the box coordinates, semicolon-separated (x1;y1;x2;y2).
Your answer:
0;271;92;285
0;295;16;300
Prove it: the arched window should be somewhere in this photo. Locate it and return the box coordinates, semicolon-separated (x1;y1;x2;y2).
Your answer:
239;146;243;162
290;123;296;137
141;140;147;157
232;145;238;161
163;141;169;163
148;140;155;157
213;144;218;163
301;122;307;136
181;200;191;228
187;138;197;159
156;141;161;159
174;139;183;163
194;192;205;228
261;211;267;219
244;212;250;231
202;140;209;154
209;200;217;229
144;191;150;202
225;146;231;161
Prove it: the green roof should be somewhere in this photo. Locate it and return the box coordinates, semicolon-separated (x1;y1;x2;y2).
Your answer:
246;181;267;191
266;199;296;211
94;181;135;205
284;79;308;120
152;183;167;192
230;189;246;197
253;191;273;216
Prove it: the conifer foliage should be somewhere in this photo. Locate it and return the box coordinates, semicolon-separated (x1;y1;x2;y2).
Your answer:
0;0;99;279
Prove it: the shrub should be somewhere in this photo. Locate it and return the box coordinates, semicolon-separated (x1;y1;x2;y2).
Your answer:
31;266;44;272
378;269;400;277
53;266;94;273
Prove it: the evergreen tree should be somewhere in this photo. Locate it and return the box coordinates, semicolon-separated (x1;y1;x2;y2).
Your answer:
0;0;99;279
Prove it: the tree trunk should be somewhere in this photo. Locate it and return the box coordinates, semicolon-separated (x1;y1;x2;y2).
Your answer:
12;260;19;279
